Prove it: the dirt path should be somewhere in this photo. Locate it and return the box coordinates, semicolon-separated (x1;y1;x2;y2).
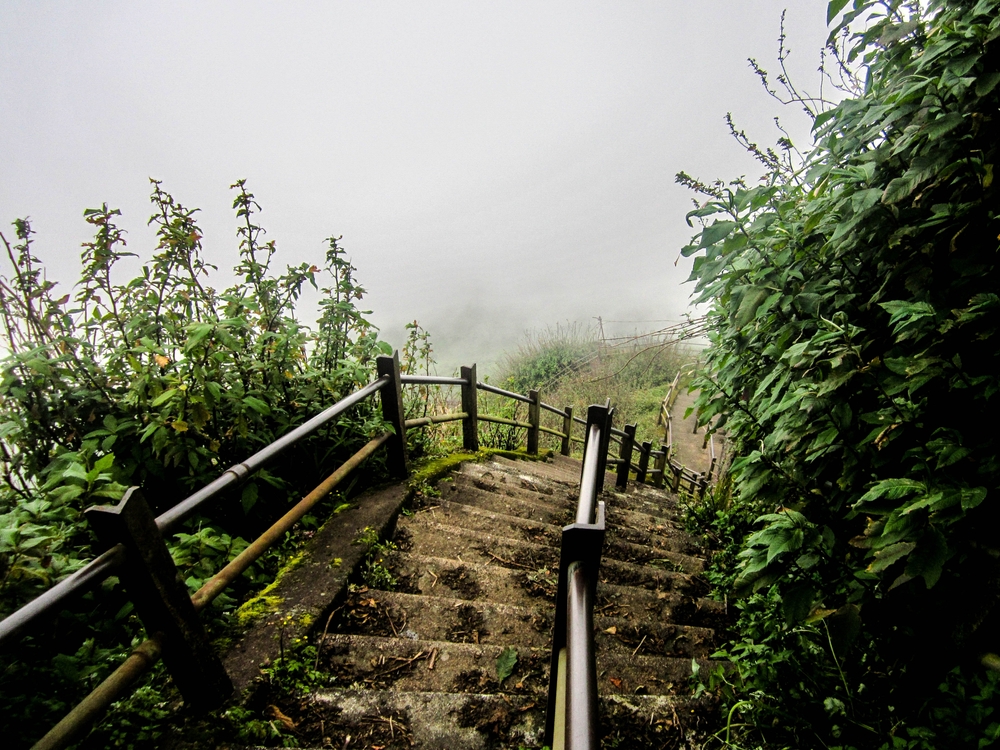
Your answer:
668;387;721;478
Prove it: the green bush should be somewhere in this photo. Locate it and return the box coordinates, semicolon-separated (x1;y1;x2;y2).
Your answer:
682;1;1000;746
0;179;392;745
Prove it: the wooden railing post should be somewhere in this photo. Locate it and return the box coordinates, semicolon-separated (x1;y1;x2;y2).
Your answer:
85;488;232;710
616;424;636;490
527;389;541;455
653;443;668;489
636;441;652;484
672;462;682;492
561;406;573;456
377;352;408;478
460;364;479;452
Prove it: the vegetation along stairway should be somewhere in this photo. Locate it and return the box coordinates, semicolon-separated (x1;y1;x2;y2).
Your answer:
260;452;723;748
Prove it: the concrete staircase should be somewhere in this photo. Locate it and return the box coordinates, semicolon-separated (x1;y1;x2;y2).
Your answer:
252;454;721;748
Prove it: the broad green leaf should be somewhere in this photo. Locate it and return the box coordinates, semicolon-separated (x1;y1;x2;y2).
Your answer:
924;112;964;140
698;221;738;249
151;389;178;407
243;396;271;415
827;0;850;24
857;479;925;505
496;646;518;682
881;176;914;204
960;487;986;511
241;483;259;514
868;541;915;572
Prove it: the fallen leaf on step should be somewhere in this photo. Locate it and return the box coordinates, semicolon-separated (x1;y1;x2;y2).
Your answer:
604;626;617;634
609;677;622;688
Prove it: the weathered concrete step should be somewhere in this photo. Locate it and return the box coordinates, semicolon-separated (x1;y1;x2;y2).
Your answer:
385;553;722;632
477;455;589;488
335;588;714;660
604;487;686;521
295;690;715;749
596;581;723;628
308;689;544;749
414;497;564;548
456;463;577;506
395;516;700;592
444;474;576;523
336;589;551;648
317;632;716;698
317;632;550;696
593;616;716;659
441;479;699;559
394;515;560;569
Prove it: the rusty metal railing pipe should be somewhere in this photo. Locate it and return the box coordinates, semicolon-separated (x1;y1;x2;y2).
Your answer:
32;635;164;750
475;381;533;404
156;375;389;534
399;375;467;385
0;545;126;647
191;433;390;611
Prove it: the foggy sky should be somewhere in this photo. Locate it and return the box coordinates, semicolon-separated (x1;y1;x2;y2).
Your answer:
0;1;830;372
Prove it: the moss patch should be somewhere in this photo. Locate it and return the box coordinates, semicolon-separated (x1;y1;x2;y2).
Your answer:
233;551;308;629
408;448;554;491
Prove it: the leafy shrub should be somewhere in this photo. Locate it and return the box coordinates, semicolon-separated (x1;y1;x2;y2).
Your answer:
682;1;1000;746
0;179;393;745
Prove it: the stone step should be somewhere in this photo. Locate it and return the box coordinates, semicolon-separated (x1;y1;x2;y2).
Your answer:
395;515;702;594
333;588;551;648
385;551;721;630
317;632;550;696
316;633;716;698
333;588;715;659
294;689;714;749
443;475;576;524
455;463;578;507
441;479;700;560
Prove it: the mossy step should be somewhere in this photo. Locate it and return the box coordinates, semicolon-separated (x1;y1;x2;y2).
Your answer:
394;515;560;570
442;479;700;564
396;515;701;594
457;462;578;503
482;455;590;487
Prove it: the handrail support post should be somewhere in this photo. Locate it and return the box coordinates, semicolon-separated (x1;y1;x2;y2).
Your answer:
84;488;232;710
527;389;541;454
653;443;668;489
615;423;636;491
377;352;408;478
561;406;573;456
636;441;652;484
460;364;479;452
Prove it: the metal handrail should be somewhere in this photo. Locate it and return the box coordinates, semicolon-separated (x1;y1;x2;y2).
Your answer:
546;404;608;750
475;381;533;403
399;375;467;385
158;375;390;534
576;424;602;525
0;375;391;649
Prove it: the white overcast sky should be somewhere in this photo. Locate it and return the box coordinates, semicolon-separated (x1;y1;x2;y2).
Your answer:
0;1;830;371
